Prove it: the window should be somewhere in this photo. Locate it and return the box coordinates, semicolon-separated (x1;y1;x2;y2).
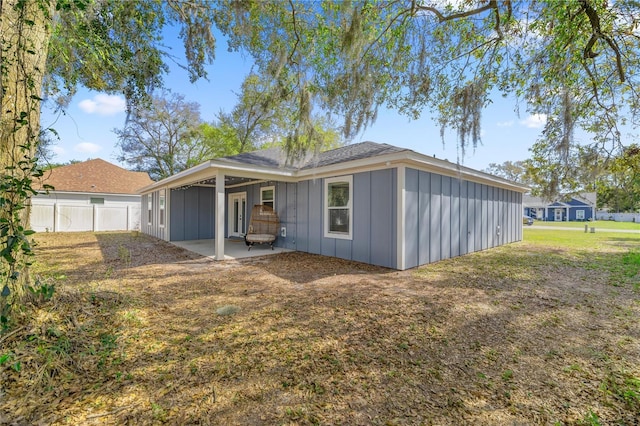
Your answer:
260;186;275;209
576;209;585;220
324;175;353;240
147;195;153;225
90;197;104;204
159;190;165;227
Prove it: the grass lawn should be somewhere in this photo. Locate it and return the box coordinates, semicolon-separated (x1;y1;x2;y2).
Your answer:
1;229;639;425
531;220;640;231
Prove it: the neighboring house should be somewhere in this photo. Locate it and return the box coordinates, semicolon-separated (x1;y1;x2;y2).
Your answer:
31;159;153;232
139;142;528;270
523;193;596;222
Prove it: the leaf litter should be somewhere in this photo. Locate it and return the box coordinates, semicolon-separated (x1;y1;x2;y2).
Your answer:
0;231;639;425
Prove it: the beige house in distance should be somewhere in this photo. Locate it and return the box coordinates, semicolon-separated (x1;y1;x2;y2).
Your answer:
31;159;153;232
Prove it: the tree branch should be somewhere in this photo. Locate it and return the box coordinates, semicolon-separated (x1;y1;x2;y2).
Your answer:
287;0;300;67
360;6;413;64
415;0;496;22
579;0;626;82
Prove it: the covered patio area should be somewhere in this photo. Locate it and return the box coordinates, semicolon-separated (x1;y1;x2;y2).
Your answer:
171;238;292;260
140;149;298;261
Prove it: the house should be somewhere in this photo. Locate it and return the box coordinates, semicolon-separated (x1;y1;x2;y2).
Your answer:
31;159;153;232
523;193;596;222
139;142;528;270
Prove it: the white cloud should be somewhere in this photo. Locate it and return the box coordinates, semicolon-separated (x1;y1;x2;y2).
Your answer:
51;146;66;156
497;120;514;128
520;113;547;129
78;94;126;116
74;142;102;153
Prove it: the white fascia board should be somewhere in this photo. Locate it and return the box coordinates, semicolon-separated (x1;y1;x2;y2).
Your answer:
295;150;529;193
138;161;215;194
138;160;297;195
209;160;297;181
402;153;530;193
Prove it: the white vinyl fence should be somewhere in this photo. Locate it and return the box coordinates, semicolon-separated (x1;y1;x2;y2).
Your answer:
595;211;640;223
30;204;141;232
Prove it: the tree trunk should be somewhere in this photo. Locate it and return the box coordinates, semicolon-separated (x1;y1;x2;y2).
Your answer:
1;0;55;300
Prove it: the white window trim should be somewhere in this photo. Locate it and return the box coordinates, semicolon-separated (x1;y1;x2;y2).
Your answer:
147;195;153;226
576;209;585;220
159;190;166;228
260;185;275;209
324;175;353;240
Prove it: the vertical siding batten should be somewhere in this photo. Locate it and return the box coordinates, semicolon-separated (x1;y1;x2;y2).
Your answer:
403;168;419;269
476;184;480;248
441;176;451;260
370;169;395;268
308;179;323;254
418;171;431;265
481;184;488;250
459;180;468;255
397;165;407;270
451;178;460;257
285;183;297;250
296;180;309;252
429;173;442;263
490;186;495;247
468;183;475;252
352;173;371;265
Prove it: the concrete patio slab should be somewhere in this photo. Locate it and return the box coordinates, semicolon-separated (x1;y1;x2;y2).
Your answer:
171;238;292;260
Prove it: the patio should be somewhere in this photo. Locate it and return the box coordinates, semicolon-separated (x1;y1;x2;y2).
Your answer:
171;238;292;260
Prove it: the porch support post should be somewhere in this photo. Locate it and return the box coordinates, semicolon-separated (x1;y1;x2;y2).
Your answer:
215;169;225;260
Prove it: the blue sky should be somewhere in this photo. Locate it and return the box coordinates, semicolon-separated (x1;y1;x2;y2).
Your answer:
40;31;553;173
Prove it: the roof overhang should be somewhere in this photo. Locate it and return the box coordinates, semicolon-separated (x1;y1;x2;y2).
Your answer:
139;150;529;195
138;160;298;194
295;150;529;193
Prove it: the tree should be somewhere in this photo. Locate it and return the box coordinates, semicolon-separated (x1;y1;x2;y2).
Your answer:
1;0;216;325
116;91;232;180
597;145;640;212
215;0;640;192
526;142;605;200
218;73;286;153
484;161;532;185
3;0;640;324
216;72;345;156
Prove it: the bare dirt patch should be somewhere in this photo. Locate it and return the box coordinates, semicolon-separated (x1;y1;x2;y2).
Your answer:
1;231;639;425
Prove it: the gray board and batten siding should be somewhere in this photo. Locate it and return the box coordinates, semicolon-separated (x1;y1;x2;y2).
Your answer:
164;181;298;250
143;166;522;271
153;170;398;268
142;191;167;241
292;166;521;270
139;142;525;271
403;168;522;270
295;168;398;269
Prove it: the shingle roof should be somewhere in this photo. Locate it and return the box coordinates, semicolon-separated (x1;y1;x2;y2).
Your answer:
300;142;407;169
218;141;408;170
36;159;153;194
523;192;596;207
219;147;301;169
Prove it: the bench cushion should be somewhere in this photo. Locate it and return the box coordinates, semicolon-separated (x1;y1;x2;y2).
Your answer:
246;234;276;243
